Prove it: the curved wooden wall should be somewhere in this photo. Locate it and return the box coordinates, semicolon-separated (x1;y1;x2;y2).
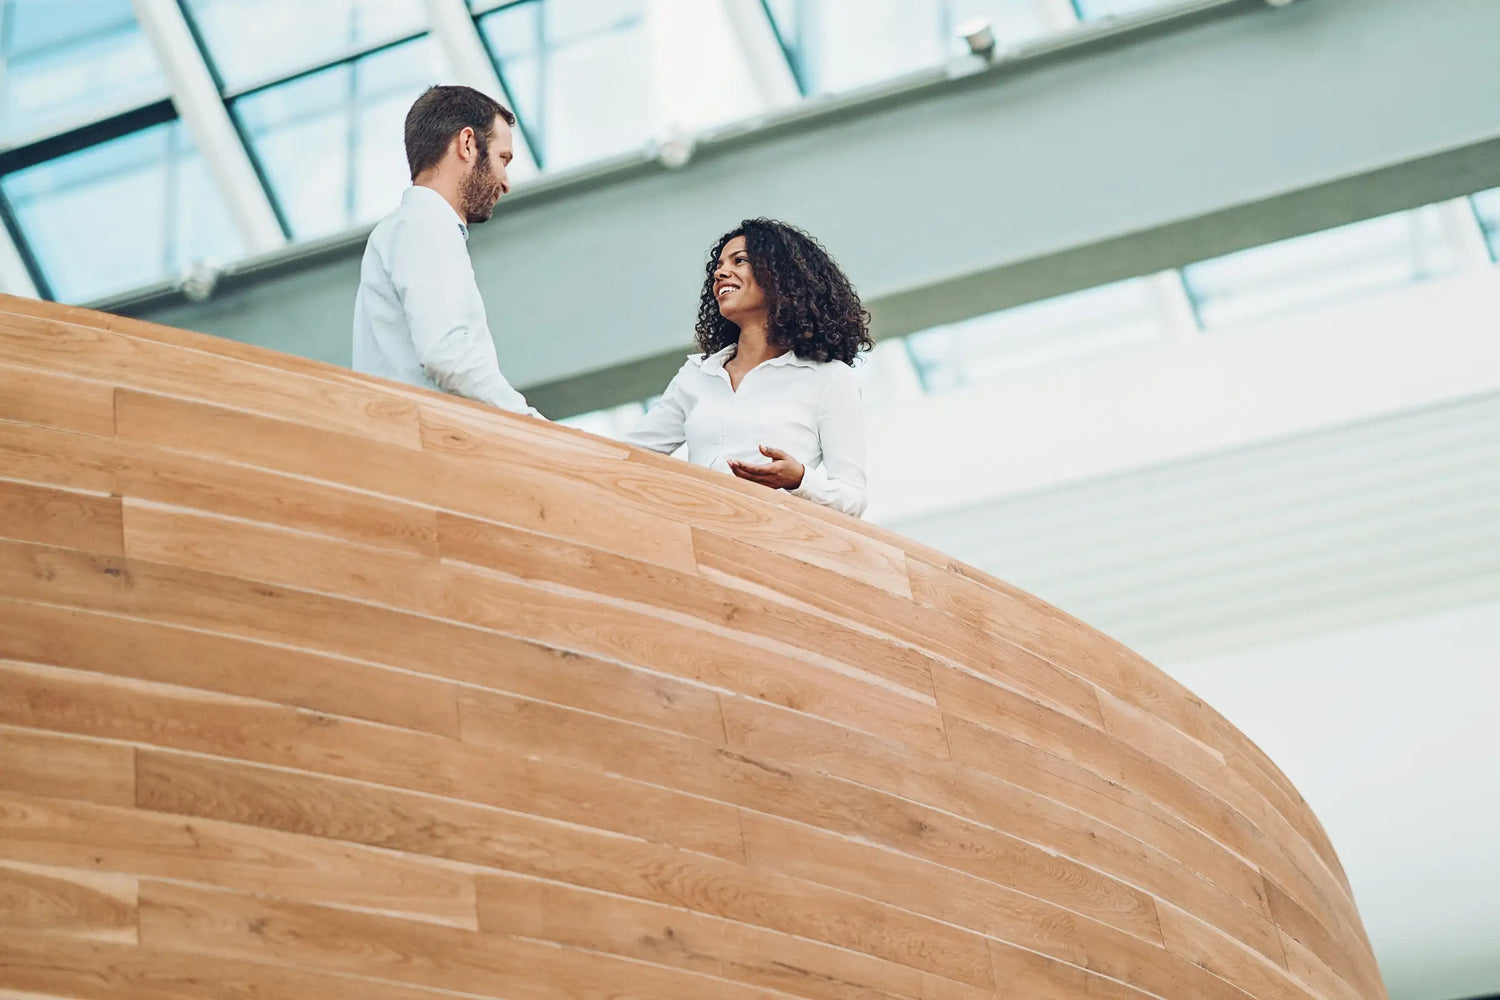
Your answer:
0;295;1383;1000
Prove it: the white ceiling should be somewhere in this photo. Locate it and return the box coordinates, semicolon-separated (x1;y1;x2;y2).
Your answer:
891;390;1500;663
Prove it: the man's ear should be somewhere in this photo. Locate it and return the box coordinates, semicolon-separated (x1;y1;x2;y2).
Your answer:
455;126;476;162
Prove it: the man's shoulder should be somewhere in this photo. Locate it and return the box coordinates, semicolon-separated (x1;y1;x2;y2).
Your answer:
369;204;467;268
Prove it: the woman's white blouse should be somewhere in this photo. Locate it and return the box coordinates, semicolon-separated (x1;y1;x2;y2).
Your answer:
624;345;867;517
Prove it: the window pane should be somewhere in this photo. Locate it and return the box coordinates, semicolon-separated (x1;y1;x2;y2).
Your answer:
765;0;1058;96
0;0;167;141
2;120;245;303
1470;189;1500;261
185;0;428;91
477;0;653;170
1182;207;1463;329
233;36;450;241
905;277;1164;393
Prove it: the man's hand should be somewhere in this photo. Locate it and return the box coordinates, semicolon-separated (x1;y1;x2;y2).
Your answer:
729;445;805;491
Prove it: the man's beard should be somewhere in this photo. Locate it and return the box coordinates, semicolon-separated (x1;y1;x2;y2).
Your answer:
460;161;502;224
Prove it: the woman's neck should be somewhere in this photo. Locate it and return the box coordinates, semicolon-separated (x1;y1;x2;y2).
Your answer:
731;317;786;367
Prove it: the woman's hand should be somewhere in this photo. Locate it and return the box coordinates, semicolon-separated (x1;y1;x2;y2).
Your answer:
729;446;805;491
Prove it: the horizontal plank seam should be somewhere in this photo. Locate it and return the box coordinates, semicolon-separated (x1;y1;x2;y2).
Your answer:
947;711;1357;939
0;472;116;499
443;554;938;706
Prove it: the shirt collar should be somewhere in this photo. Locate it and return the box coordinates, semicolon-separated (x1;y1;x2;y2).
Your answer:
689;345;817;372
403;185;469;241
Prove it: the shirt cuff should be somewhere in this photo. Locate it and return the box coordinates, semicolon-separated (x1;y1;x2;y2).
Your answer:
789;462;829;502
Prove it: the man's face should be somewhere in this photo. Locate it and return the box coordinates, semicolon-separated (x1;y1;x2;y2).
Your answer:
460;116;513;224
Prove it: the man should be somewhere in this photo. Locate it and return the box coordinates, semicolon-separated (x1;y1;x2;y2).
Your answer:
353;85;541;417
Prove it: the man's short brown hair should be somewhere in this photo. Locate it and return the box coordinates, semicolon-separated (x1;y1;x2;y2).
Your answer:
404;85;517;181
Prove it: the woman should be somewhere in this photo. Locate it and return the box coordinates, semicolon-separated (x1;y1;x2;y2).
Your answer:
625;218;871;517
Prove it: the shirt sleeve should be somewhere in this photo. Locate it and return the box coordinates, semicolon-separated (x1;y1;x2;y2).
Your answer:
791;364;868;517
622;365;690;454
387;213;542;418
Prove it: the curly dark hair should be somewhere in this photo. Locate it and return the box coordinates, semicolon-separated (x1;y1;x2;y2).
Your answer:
695;218;872;365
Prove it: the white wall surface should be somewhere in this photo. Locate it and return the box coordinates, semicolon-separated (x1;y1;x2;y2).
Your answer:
1168;603;1500;1000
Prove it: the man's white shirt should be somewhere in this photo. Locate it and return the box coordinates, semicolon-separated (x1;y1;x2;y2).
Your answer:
625;345;867;517
353;186;539;416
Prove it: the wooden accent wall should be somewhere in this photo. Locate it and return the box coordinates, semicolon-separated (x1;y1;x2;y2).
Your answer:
0;295;1384;1000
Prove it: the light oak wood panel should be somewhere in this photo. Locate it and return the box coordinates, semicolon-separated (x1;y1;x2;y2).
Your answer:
0;362;114;437
0;480;122;556
0;599;461;737
0;861;137;943
0;727;135;808
0;415;440;557
0;537;724;742
118;501;949;754
0;792;478;929
133;749;995;985
0;312;420;448
0;931;462;1000
139;880;791;1000
474;872;995;999
115;388;699;573
0;296;1384;1000
0;659;744;862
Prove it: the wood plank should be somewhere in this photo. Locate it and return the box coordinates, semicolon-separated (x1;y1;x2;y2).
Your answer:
0;362;114;436
459;685;1160;943
942;702;1349;951
0;660;745;862
0;312;421;448
439;510;938;698
118;504;948;755
987;940;1161;1000
0;418;440;557
617;446;915;598
1265;878;1386;1000
908;556;1210;742
1220;736;1353;904
0;480;122;555
0;861;137;943
135;749;993;986
1158;903;1310;1000
0;599;461;737
740;813;1256;1000
1097;686;1227;777
1279;929;1370;1000
722;694;1284;965
0;792;477;929
695;527;1105;728
1098;688;1353;927
137;880;787;1000
741;809;1157;967
115;389;698;573
0;537;725;742
912;710;1275;922
0;727;134;807
0;929;477;1000
724;761;1163;944
417;393;633;462
474;872;994;999
939;667;1291;880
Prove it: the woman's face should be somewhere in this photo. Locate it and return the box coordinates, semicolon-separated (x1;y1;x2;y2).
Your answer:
713;235;766;325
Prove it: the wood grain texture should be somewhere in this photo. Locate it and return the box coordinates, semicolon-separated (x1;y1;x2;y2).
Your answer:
0;296;1385;1000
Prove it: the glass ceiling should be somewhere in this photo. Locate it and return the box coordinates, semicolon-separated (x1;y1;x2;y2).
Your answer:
2;0;1495;367
0;0;1211;304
